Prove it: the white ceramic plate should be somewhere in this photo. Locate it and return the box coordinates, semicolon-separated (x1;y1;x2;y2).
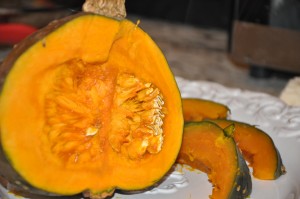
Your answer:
1;77;300;199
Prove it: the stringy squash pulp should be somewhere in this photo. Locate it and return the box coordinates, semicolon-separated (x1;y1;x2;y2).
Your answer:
0;13;183;196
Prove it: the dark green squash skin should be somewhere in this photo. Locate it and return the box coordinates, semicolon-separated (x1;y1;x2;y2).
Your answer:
208;119;286;179
232;148;252;199
223;123;252;198
0;117;82;198
274;148;286;179
0;145;78;198
177;122;252;199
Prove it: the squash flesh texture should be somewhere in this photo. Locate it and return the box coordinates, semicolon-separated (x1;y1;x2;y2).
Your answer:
0;14;183;195
182;98;229;121
177;122;242;199
210;120;283;180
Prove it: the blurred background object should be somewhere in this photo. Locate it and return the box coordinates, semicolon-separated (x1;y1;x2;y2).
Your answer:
0;0;83;28
0;0;299;98
0;23;37;45
126;0;300;78
0;0;82;46
229;0;300;78
125;0;233;29
280;77;300;106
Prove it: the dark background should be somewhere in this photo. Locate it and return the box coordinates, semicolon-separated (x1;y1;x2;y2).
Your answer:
125;0;234;29
1;0;299;32
0;0;234;29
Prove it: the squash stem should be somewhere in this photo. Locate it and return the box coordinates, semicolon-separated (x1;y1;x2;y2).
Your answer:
82;0;126;20
224;123;235;138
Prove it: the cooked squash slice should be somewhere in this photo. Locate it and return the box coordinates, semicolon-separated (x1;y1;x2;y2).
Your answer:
209;119;286;180
177;121;252;199
182;98;230;122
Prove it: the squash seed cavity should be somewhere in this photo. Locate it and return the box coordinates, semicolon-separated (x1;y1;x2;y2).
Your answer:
44;60;166;164
110;73;166;159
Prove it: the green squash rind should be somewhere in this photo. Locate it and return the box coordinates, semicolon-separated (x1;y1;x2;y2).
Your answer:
230;147;252;199
209;119;286;180
274;148;286;179
178;121;252;199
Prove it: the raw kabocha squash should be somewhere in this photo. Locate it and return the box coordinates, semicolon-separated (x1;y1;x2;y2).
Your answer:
0;12;183;198
182;98;230;122
209;119;286;180
177;121;252;199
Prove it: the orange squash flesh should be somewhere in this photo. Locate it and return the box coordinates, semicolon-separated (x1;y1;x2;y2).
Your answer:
181;97;285;180
182;98;230;122
177;122;251;199
209;119;286;180
0;13;183;196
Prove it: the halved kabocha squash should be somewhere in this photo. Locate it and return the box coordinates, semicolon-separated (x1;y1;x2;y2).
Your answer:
182;98;230;122
0;11;183;199
209;119;286;180
177;121;252;199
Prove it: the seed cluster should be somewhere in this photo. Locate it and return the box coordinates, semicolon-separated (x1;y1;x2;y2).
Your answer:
44;60;166;163
110;73;166;159
44;61;112;164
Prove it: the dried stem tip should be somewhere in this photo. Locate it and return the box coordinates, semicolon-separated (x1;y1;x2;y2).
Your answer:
83;0;126;20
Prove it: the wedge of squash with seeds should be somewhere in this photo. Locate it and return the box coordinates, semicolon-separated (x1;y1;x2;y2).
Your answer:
0;12;183;198
182;98;230;122
209;119;286;180
177;121;252;199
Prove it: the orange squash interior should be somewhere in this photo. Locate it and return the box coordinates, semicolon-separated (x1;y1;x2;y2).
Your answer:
177;122;251;199
210;120;286;180
0;13;183;196
182;98;229;122
181;97;285;181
